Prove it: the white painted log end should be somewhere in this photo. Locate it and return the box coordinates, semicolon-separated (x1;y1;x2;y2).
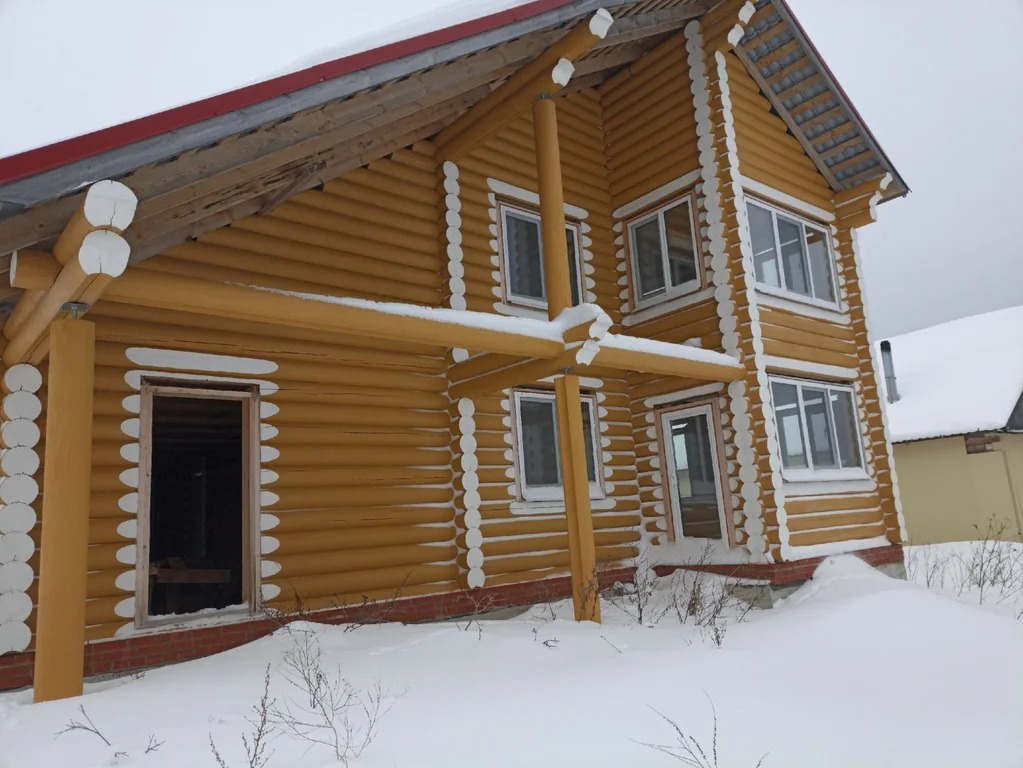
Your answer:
0;621;31;654
2;364;41;394
260;583;281;601
83;179;138;231
0;561;32;592
551;58;575;87
78;229;130;277
114;597;136;618
466;568;485;589
115;545;137;565
0;501;36;534
589;8;614;38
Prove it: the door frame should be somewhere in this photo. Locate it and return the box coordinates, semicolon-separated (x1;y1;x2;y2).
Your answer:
657;400;735;547
134;381;261;628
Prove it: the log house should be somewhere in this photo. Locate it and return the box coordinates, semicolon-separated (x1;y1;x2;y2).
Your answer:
0;0;909;700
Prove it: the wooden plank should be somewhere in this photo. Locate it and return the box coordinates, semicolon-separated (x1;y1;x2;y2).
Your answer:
0;30;562;256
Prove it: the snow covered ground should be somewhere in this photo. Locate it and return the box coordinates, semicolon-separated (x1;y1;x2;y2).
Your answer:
1;554;1022;768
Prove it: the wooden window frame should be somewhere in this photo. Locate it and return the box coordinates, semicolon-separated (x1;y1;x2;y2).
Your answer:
769;375;868;483
656;399;735;547
134;381;261;629
497;199;584;311
746;196;840;312
624;189;704;311
510;388;605;503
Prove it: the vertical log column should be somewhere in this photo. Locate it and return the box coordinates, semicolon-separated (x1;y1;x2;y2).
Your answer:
32;318;96;702
533;95;600;622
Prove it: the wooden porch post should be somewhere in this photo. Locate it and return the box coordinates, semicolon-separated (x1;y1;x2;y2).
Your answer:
533;95;600;622
32;318;96;702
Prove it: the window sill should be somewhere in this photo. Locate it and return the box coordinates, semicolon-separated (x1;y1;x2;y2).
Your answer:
623;287;714;327
782;477;877;496
780;468;871;485
510;498;616;516
756;286;847;320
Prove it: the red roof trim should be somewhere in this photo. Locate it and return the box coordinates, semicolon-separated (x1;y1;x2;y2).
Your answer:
0;0;577;187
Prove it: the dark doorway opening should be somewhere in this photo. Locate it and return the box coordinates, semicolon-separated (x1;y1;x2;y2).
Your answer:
146;393;247;618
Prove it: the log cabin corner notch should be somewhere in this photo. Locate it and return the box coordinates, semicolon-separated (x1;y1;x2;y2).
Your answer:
0;0;908;699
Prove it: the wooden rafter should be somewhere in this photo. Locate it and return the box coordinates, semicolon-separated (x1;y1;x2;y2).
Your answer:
434;9;613;160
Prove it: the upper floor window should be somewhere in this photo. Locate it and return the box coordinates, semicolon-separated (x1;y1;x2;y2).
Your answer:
512;389;603;502
770;376;864;482
627;196;700;307
747;199;837;308
499;202;583;309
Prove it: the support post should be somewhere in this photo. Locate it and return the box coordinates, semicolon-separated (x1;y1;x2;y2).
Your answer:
32;319;96;702
533;95;600;622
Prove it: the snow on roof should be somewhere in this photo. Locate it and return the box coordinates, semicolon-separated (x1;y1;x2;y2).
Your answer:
879;305;1023;443
0;0;541;159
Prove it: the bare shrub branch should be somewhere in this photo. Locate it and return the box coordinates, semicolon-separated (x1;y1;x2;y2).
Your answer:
55;705;111;747
209;664;275;768
638;692;767;767
269;626;397;766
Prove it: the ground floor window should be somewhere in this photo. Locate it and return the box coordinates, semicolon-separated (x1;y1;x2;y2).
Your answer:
136;383;257;625
770;376;864;481
659;403;728;541
512;389;602;502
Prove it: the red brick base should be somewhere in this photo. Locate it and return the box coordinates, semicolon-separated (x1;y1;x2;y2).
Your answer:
653;544;905;584
0;567;634;692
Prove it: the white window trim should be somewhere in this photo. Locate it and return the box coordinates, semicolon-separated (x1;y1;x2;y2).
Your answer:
498;201;583;311
770;375;869;484
627;196;702;310
747;197;841;311
511;389;604;503
659;403;732;546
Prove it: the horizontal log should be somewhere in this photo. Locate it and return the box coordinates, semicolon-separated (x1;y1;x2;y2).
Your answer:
85;621;126;642
266;563;459;601
88;301;444;357
268;444;450;469
266;579;455;614
274;543;457;579
270;484;452;510
271;466;451;490
102;270;568;359
270;426;450;449
267;505;454;533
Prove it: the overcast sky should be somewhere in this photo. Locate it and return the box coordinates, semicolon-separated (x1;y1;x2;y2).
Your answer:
1;0;1020;338
790;0;1023;338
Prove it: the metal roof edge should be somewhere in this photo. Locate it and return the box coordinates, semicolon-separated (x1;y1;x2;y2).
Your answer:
0;0;626;202
772;0;909;201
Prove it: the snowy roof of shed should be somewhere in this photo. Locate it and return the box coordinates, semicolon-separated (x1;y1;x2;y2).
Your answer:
879;306;1023;443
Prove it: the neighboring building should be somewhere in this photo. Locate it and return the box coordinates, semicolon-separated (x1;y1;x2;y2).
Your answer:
0;0;910;699
879;307;1023;545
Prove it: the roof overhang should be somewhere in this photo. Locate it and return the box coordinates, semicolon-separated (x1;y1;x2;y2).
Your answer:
0;0;907;309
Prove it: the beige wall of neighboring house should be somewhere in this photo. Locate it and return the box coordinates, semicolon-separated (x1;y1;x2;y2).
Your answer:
895;434;1023;544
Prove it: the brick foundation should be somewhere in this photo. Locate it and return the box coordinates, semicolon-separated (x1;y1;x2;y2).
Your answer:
653;544;905;584
0;567;634;692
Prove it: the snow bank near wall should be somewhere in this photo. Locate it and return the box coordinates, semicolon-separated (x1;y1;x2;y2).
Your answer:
0;0;536;157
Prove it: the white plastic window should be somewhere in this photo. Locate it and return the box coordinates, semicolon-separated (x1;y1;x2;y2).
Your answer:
747;199;838;308
770;377;865;482
627;197;700;307
500;203;583;309
513;390;603;502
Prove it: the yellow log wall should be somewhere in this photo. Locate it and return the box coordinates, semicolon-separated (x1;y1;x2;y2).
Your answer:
23;145;461;643
726;54;833;210
449;89;642;586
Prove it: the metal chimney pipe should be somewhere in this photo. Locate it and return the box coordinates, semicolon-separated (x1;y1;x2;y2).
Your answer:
880;340;899;403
